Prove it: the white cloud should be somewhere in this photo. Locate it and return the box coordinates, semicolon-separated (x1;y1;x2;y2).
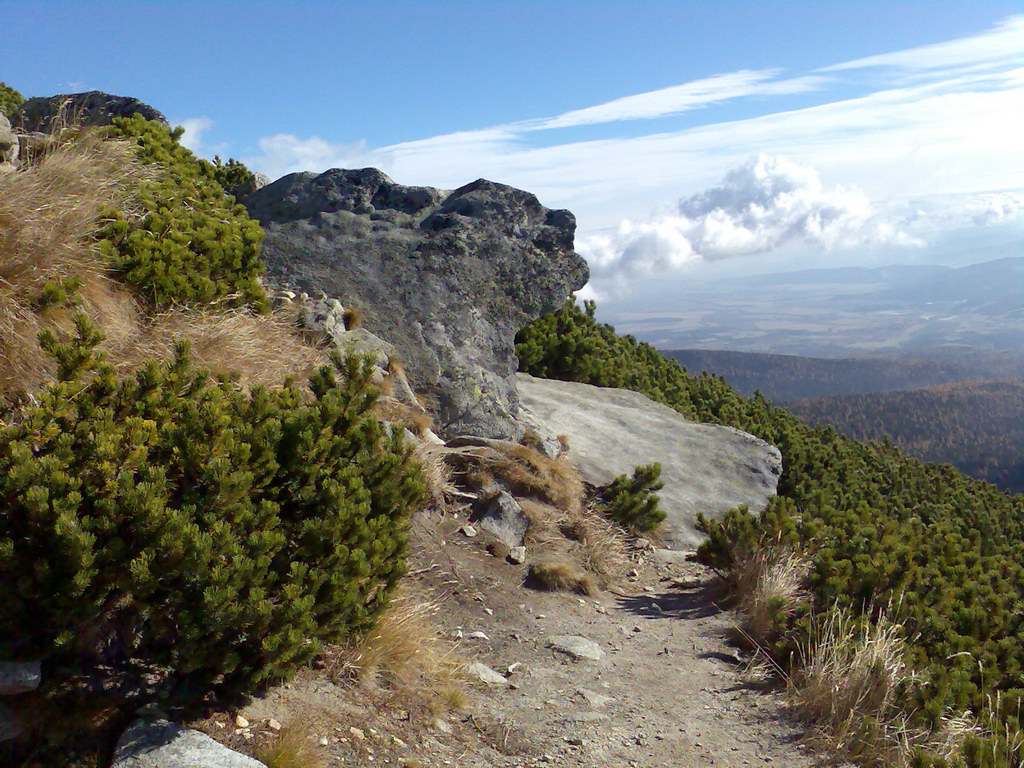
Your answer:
177;117;214;154
529;70;826;130
246;133;381;180
822;14;1024;72
580;155;922;279
963;191;1024;226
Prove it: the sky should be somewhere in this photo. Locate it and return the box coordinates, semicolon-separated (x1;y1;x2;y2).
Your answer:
4;1;1023;304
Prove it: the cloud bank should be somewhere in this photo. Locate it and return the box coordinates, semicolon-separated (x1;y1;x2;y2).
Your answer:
581;155;922;279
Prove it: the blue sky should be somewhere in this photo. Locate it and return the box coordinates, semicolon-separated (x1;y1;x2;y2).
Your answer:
4;1;1023;300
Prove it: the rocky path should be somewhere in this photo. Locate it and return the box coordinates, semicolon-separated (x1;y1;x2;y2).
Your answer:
213;513;816;768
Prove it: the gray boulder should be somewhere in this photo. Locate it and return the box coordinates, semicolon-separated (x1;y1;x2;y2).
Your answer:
0;112;17;169
517;373;782;549
472;490;529;549
11;91;168;133
113;718;266;768
244;168;588;439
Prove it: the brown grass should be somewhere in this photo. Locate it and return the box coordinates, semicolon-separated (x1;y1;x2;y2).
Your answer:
254;721;327;768
521;498;629;587
731;544;810;649
342;305;364;330
474;443;584;514
780;608;976;767
108;306;329;388
375;397;435;437
326;591;465;711
0;127;144;400
0;127;333;405
411;441;458;512
526;558;599;597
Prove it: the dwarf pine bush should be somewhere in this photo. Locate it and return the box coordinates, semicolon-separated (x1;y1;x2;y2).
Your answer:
0;317;423;702
599;463;666;532
0;82;22;117
98;115;268;310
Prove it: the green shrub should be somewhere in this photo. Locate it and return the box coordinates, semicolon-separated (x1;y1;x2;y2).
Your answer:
0;316;423;705
0;82;22;117
517;298;1024;765
208;154;258;198
98;115;268;310
598;463;666;532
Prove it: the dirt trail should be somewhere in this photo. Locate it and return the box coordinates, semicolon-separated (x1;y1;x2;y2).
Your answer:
216;512;816;768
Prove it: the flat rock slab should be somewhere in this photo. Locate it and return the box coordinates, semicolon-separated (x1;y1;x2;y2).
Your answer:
517;374;782;549
548;635;605;661
113;718;266;768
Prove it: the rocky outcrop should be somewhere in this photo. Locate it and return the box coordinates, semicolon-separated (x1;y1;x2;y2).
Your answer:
112;719;266;768
517;374;782;549
11;91;167;133
0;112;17;170
244;168;588;439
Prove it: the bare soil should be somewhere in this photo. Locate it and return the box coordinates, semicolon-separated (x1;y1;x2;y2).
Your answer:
200;511;816;768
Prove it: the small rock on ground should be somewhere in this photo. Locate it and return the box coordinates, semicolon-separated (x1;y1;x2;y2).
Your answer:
548;635;604;661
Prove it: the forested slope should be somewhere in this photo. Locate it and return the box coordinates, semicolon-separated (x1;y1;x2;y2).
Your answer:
663;348;991;402
517;300;1024;767
788;380;1024;494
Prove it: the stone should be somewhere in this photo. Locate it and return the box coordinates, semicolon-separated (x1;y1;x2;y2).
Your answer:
466;662;508;685
349;726;365;740
112;718;266;767
267;718;282;731
548;635;605;661
459;524;478;538
244;169;588;439
472;490;528;549
508;545;527;564
465;631;490;641
12;91;168;133
517;373;783;549
299;296;347;336
0;701;21;742
578;688;615;708
235;715;249;728
0;661;41;695
332;328;394;366
0;112;17;170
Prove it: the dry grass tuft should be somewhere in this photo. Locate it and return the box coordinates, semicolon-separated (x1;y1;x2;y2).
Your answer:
254;722;327;768
411;441;458;512
731;544;810;649
521;499;629;587
526;558;599;597
473;443;584;514
108;306;329;388
0;128;145;400
343;305;364;330
786;608;976;767
374;397;435;437
0;126;334;404
326;591;464;706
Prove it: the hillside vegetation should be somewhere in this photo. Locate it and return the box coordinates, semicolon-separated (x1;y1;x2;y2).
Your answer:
664;348;996;402
788;380;1024;494
0;118;424;760
518;300;1024;767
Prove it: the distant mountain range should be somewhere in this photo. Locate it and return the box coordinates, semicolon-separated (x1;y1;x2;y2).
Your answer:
617;257;1024;359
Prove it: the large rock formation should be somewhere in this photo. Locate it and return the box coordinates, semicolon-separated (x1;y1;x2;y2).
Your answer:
245;169;588;438
11;91;167;133
517;374;782;549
